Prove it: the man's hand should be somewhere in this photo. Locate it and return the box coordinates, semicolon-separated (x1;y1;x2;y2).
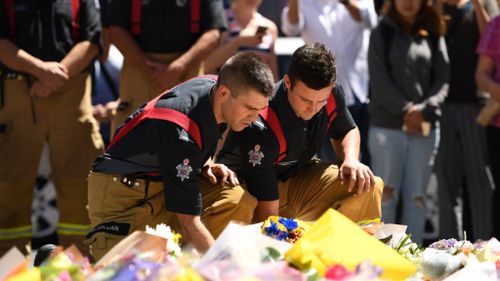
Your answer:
34;61;69;92
30;80;53;98
146;59;186;91
202;163;239;186
340;158;375;194
92;100;119;123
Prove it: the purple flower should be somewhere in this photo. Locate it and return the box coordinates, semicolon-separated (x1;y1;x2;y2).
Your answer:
278;217;298;231
429;239;459;253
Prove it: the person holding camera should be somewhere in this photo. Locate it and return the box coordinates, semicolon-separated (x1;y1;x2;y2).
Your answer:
204;0;279;81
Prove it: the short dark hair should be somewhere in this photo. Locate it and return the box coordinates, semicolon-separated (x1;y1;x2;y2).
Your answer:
217;52;275;98
288;43;336;90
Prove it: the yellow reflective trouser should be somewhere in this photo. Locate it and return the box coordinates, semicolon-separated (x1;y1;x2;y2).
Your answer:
86;172;256;262
111;52;203;135
0;73;103;256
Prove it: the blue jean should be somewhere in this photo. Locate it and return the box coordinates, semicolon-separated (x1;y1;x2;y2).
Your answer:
368;126;439;244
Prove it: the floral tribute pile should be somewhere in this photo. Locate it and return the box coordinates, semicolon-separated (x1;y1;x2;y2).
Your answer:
1;210;500;281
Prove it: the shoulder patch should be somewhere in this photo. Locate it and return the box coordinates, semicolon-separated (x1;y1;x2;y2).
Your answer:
248;144;265;167
176;158;193;181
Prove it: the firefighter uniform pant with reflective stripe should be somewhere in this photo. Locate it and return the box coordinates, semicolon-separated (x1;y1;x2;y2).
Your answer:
111;52;203;135
0;73;103;256
86;172;257;261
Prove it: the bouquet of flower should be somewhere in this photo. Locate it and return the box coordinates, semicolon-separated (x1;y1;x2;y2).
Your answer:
261;216;310;243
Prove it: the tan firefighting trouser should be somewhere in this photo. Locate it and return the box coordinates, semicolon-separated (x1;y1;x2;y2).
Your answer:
111;53;202;135
0;73;103;256
86;172;257;261
277;162;383;223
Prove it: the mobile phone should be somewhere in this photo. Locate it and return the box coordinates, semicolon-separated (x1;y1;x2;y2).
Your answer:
255;26;268;35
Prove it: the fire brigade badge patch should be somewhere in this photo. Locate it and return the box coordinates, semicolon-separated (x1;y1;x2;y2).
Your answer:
248;144;264;167
176;158;193;181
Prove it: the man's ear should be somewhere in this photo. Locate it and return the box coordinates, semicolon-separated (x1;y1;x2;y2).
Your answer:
219;84;230;98
284;74;291;91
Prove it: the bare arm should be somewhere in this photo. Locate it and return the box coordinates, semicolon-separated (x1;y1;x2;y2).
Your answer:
173;29;220;73
253;200;279;223
342;0;362;22
109;26;151;73
60;41;99;77
331;127;360;162
332;128;375;193
287;0;300;24
0;38;68;91
150;29;220;90
176;213;214;253
203;33;255;74
476;54;500;102
472;0;491;35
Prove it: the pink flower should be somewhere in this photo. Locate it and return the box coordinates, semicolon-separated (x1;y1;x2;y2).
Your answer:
324;264;353;280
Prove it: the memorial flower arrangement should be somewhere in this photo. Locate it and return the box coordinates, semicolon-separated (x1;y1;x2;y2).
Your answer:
261;216;310;243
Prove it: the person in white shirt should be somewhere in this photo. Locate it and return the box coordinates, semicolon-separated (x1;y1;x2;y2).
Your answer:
281;0;377;165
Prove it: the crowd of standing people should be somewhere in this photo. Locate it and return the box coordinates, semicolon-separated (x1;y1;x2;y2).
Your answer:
0;0;499;260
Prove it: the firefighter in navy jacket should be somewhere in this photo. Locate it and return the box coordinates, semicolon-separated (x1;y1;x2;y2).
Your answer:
218;43;384;223
86;53;274;260
0;0;103;256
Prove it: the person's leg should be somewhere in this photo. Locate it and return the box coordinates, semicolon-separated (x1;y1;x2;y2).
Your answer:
486;126;500;238
86;172;172;261
435;105;463;239
199;178;257;238
0;77;45;255
400;129;439;244
460;105;493;240
278;161;383;223
368;127;406;223
48;73;103;256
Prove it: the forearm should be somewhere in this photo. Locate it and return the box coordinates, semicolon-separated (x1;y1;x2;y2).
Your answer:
204;38;241;74
109;26;150;72
253;200;279;223
344;0;362;22
476;69;500;98
177;213;214;253
176;29;220;72
332;128;361;161
0;38;44;76
287;0;300;24
60;41;99;77
473;0;490;35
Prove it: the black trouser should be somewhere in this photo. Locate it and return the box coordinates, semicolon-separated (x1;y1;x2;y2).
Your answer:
486;126;500;238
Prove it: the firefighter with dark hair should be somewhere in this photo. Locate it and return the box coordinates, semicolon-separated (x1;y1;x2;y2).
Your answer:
86;52;275;261
218;43;383;224
0;0;103;255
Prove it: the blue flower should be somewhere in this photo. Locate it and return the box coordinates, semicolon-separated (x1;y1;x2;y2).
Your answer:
276;231;289;241
278;217;298;231
264;222;281;236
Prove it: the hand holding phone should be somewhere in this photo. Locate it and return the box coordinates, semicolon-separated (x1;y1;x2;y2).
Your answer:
255;25;268;35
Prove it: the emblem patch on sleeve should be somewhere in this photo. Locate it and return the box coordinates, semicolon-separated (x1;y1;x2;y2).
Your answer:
248;144;264;167
176;158;193;181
